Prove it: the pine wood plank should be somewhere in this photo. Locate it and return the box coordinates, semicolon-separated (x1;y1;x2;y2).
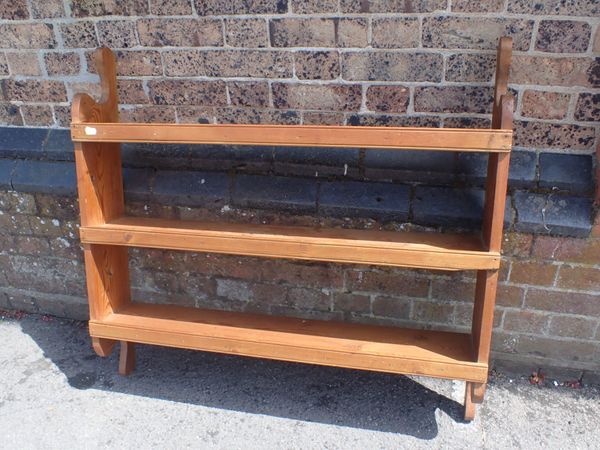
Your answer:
71;122;512;153
89;303;488;382
79;216;501;271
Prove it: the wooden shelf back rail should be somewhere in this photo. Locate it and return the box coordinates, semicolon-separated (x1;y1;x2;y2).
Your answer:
70;37;514;422
71;122;512;152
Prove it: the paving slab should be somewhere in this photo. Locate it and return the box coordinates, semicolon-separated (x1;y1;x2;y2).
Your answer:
1;312;599;449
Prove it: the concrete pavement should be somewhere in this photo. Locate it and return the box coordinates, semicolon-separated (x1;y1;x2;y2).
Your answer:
1;311;599;449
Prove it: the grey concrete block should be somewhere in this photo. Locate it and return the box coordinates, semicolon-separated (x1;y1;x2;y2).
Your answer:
413;186;485;228
45;129;74;161
273;147;359;167
539;153;594;194
319;180;409;220
513;191;592;237
364;150;455;183
153;170;229;207
123;168;154;201
457;150;537;188
0;159;15;189
12;160;76;196
233;174;317;213
0;127;48;158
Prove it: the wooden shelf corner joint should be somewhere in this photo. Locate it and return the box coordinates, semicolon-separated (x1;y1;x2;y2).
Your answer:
71;38;514;422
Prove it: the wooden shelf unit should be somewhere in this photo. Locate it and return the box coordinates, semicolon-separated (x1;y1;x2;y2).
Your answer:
70;37;514;422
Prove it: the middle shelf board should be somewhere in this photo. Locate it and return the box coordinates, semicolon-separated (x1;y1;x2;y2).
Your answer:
80;216;500;271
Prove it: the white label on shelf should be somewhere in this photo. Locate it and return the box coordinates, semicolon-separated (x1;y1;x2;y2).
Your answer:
84;126;97;136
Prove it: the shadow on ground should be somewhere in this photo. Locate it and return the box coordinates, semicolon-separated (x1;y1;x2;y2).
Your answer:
15;314;466;438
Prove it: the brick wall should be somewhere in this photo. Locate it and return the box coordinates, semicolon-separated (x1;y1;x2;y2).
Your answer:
0;0;597;134
0;1;599;377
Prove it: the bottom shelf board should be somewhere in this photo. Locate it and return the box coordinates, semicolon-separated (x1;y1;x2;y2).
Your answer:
90;303;488;382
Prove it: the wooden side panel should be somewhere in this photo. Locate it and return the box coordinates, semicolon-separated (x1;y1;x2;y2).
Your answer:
471;270;500;363
72;48;131;331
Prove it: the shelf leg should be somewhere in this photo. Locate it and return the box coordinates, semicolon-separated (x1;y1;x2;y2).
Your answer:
118;341;136;376
471;382;486;404
464;382;476;421
92;336;116;357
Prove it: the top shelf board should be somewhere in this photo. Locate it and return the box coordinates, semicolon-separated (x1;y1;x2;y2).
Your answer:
71;123;512;153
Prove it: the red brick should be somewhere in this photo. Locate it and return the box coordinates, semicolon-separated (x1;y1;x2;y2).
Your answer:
496;284;525;308
514;120;595;150
71;0;148;16
215;108;300;125
512;56;597;87
372;295;411;318
343;52;443;82
272;83;361;112
508;0;598;16
557;266;600;291
285;287;331;312
347;270;429;298
2;80;66;103
137;18;223;47
532;236;600;265
334;292;371;314
521;90;570;120
549;315;598;339
536;20;591;53
150;0;192;15
20;105;54;127
503;310;549;334
60;22;98;48
503;233;533;258
117;80;150;104
337;18;368;47
148;80;226;106
294;51;339;80
0;23;55;49
366;85;409;113
97;20;138;48
412;300;454;323
574;93;600;122
292;0;337;13
163;50;292;78
0;53;7;76
594;27;600;52
302;111;344;125
0;103;21;126
119;106;177;123
423;17;533;51
227;81;269;108
454;303;503;328
195;0;286;15
415;86;493;114
526;289;600;317
45;52;81;76
177;107;215;124
6;52;41;76
451;0;504;11
87;50;163;76
270;18;335;47
510;260;558;286
340;0;446;13
445;53;495;82
225;18;268;48
372;18;419;48
32;0;65;18
431;279;474;302
0;0;28;19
